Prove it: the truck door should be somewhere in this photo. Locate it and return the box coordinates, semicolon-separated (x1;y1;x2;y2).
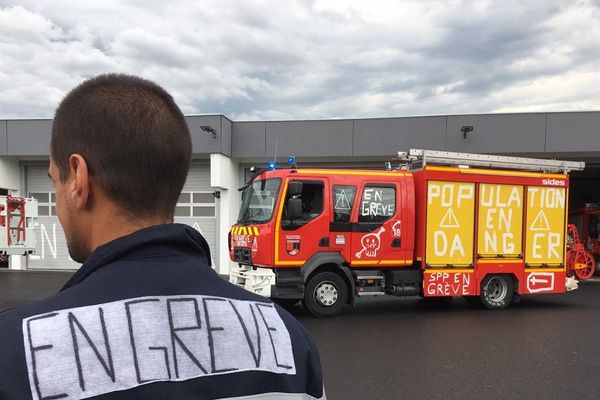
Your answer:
330;185;357;261
350;183;407;267
276;178;330;266
425;180;475;267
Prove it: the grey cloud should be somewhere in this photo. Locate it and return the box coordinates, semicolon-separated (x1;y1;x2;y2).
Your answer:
1;0;600;120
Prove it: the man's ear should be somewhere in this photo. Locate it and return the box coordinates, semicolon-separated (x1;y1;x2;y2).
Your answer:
68;154;91;210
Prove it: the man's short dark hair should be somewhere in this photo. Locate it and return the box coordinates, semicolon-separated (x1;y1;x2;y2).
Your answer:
51;73;192;220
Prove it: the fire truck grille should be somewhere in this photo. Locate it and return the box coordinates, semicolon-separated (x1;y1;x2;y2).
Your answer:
233;247;252;264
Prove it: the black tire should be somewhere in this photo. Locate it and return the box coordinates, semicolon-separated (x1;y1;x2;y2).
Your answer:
303;271;348;317
480;275;514;310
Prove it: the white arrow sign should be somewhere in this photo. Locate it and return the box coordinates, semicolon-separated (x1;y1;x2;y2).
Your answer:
526;272;555;293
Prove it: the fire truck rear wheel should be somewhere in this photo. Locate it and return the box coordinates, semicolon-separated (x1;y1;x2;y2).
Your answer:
480;275;514;310
304;271;348;317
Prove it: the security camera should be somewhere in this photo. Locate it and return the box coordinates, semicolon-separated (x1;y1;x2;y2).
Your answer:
460;125;474;138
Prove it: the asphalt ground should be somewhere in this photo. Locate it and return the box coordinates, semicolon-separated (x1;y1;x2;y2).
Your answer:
0;270;72;311
1;270;600;399
290;280;600;400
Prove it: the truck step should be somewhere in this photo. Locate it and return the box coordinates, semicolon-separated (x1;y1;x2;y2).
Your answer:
356;275;384;280
354;270;385;296
357;291;386;297
388;285;420;297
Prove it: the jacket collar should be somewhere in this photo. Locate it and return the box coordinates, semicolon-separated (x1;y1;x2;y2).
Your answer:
60;223;212;290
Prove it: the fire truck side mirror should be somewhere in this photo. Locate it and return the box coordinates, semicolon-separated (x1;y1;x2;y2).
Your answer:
287;198;303;220
288;181;303;196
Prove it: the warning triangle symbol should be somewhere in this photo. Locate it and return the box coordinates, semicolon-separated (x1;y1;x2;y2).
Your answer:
439;208;460;228
530;210;550;231
335;190;352;210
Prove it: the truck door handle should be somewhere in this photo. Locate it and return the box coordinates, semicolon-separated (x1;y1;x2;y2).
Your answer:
391;238;401;247
319;237;330;247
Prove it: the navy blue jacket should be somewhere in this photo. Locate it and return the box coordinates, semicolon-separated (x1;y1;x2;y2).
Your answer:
0;224;324;400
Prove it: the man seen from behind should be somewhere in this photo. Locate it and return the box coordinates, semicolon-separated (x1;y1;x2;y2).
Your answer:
0;73;325;400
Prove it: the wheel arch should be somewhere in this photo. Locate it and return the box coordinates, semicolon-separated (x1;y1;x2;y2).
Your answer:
479;272;519;294
479;272;517;310
301;252;355;305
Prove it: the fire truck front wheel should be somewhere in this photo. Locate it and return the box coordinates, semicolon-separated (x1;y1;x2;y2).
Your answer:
304;271;348;317
480;275;514;310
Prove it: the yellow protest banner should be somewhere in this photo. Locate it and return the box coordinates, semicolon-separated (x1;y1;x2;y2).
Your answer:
525;186;566;265
426;181;475;266
477;184;523;257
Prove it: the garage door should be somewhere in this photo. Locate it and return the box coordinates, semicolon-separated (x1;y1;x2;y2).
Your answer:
26;166;76;270
174;163;217;266
25;163;216;270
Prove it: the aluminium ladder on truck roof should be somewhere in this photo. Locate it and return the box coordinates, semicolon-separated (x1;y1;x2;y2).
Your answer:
397;149;585;174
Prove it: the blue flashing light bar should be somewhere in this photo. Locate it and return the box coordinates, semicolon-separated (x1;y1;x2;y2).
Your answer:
288;156;296;165
267;161;276;170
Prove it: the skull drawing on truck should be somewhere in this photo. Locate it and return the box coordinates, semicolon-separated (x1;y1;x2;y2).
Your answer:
355;227;386;258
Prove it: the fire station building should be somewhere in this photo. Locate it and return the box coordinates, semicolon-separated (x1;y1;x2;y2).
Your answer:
1;111;599;274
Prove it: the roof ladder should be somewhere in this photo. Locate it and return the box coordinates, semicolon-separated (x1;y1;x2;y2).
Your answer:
397;149;585;174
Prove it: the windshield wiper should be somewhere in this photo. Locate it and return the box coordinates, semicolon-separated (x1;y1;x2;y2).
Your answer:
238;168;268;192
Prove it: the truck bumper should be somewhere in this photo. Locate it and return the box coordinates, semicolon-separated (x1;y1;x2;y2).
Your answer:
229;265;276;298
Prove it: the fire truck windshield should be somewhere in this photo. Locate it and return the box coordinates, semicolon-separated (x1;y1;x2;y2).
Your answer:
238;178;282;224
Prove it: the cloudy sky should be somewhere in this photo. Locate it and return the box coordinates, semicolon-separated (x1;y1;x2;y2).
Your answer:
1;0;600;120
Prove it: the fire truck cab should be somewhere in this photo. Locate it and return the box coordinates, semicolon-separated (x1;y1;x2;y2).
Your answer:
230;150;584;317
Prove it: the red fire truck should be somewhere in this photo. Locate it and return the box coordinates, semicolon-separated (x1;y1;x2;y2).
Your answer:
229;149;585;317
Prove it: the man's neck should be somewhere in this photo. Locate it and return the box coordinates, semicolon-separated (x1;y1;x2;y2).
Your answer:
85;204;169;255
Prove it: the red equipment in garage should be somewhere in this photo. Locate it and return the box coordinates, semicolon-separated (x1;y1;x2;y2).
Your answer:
566;224;595;280
569;204;600;275
0;195;38;256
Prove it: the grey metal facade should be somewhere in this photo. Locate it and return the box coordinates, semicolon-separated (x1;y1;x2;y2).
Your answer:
546;112;600;152
7;119;53;156
230;112;600;160
1;111;600;159
184;115;232;157
0;121;6;155
1;115;232;157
